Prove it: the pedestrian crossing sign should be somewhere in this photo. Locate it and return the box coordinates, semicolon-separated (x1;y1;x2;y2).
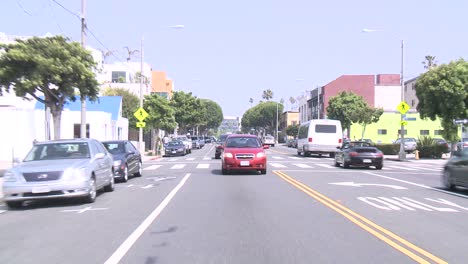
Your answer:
134;107;149;122
136;122;146;128
397;101;410;114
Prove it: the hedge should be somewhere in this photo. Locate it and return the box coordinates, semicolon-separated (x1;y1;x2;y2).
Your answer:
376;144;400;155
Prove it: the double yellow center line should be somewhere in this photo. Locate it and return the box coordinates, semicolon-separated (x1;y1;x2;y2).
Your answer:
273;170;447;264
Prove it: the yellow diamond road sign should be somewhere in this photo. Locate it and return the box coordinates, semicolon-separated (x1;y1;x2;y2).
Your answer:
397;101;410;114
134;107;149;121
400;121;408;126
136;122;146;128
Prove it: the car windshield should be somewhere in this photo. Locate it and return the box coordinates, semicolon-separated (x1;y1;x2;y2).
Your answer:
102;142;125;154
24;142;91;161
347;142;372;148
168;141;184;147
225;137;261;148
264;136;274;140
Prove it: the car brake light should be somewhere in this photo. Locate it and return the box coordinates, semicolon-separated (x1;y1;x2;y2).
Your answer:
308;137;313;142
338;138;342;143
349;152;358;157
376;152;384;157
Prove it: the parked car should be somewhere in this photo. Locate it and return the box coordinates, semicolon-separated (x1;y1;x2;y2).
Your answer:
360;138;374;145
215;134;230;159
262;135;275;147
175;135;192;154
102;140;142;183
2;139;115;208
221;134;269;175
164;140;187;157
334;141;384;169
441;148;468;190
394;137;417;153
191;136;201;149
433;138;450;153
456;138;468;151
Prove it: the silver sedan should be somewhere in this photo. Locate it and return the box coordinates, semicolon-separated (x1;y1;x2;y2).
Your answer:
2;139;115;209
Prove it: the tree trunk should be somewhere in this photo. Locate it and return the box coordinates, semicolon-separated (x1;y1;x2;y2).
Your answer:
152;128;161;155
51;109;62;140
361;124;367;140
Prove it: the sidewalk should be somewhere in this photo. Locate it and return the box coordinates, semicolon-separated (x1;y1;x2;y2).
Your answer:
384;153;450;164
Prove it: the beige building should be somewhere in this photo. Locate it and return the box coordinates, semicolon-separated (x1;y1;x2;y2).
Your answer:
151;71;174;99
404;77;419;110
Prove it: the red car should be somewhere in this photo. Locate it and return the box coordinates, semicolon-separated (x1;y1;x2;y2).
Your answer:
221;134;269;175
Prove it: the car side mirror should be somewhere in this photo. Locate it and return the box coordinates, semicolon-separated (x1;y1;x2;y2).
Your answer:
94;153;105;160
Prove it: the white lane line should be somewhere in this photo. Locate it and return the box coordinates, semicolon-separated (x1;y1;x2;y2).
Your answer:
272;156;284;160
289;157;302;160
104;173;191;264
386;165;417;171
409;166;441;172
143;165;162;171
293;163;313;168
171;164;186;169
382;167;393;170
168;158;178;162
316;164;335;169
269;163;287;168
203;157;211;160
186;158;195;161
196;164;210;169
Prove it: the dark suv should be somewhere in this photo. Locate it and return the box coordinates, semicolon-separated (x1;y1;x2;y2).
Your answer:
215;134;230;159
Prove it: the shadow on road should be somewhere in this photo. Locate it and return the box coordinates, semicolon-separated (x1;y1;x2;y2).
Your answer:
211;169;263;176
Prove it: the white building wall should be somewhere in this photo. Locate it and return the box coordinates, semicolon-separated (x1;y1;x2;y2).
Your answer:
374;85;401;111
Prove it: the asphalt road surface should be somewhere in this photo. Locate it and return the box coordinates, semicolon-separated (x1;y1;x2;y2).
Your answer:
1;143;467;264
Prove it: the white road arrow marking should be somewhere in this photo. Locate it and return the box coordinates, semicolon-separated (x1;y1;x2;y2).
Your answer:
62;206;108;214
196;164;210;169
329;182;407;190
141;184;153;189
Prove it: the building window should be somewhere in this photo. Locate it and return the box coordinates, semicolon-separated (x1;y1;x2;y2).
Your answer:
420;130;430;135
397;129;407;135
74;124;90;138
377;129;387;135
434;130;443;136
412;83;415;90
112;71;126;83
411;99;415;106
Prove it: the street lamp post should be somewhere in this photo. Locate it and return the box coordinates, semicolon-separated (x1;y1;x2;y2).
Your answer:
276;102;279;144
138;36;144;153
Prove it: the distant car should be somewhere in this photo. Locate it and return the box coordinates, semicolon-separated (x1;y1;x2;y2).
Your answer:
334;141;384;169
102;140;142;183
394;137;417;153
456;138;468;151
2;139;115;208
221;134;269;175
263;135;275;147
215;134;230;159
175;136;192;154
433;138;450;153
164;141;187;157
441;148;468;190
360;138;374;145
191;136;201;149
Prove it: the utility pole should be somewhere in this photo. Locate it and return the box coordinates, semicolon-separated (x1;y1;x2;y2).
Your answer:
138;36;144;153
276;102;279;144
398;40;406;161
80;0;87;138
317;86;320;119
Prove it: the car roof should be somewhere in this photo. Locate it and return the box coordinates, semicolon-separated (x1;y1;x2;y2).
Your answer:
227;134;258;138
35;138;94;144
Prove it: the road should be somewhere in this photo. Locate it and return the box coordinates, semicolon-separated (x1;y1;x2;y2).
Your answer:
1;143;467;263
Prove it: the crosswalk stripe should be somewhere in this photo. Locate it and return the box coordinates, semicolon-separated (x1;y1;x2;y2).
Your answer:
409;166;441;172
143;165;162;170
293;163;313;168
289;157;302;160
272;156;285;160
171;164;186;169
203;157;211;160
186;158;196;161
270;163;287;168
386;165;417;171
196;164;210;169
316;164;335;169
168;158;178;162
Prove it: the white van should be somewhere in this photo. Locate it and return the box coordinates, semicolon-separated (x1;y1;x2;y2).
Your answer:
296;119;343;157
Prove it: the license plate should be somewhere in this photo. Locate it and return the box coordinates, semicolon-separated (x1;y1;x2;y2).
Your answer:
240;161;250;166
172;151;176;153
363;159;372;163
32;186;50;193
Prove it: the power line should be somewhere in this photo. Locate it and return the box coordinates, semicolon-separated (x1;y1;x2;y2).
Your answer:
16;0;32;16
48;0;64;34
50;0;80;19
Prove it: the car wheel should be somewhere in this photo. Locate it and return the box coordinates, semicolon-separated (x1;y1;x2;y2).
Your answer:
334;159;340;167
261;169;267;174
104;175;115;192
215;154;220;159
134;161;143;177
121;165;129;182
222;168;228;175
297;150;301;156
442;168;455;190
6;201;23;209
84;178;97;203
343;161;350;168
375;165;383;170
329;152;335;158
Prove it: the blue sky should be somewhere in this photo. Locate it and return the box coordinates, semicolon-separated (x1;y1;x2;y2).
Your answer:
2;0;466;117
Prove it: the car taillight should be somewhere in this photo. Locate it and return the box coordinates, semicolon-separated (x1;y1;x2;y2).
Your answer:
349;152;358;157
376;152;384;157
338;138;342;144
308;137;313;142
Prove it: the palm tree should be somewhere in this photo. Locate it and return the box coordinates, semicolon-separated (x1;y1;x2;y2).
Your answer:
249;97;254;106
289;96;297;110
262;89;273;101
124;46;140;62
422;55;438;70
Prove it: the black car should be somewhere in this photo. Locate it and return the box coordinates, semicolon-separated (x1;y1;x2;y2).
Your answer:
215;134;230;159
164;140;187;157
334;141;383;169
442;149;468;190
102;140;142;182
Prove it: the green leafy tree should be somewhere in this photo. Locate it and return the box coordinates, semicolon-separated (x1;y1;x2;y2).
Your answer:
199;99;223;134
170;91;204;134
326;91;368;136
289;96;296;110
249;97;254;106
241;101;283;136
286;124;299;137
102;87;139;126
415;58;468;147
144;93;177;153
422;55;438;70
134;71;150;85
358;106;384;139
0;36;99;139
262;89;273;101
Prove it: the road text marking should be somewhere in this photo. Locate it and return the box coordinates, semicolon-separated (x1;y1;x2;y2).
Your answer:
329;182;407;190
61;206;108;214
196;164;210;169
144;165;161;171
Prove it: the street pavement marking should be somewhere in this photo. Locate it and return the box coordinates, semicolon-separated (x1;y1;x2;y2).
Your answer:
203;157;211;160
171;164;186;169
316;164;335;169
196;164;210;169
186;158;196;161
386;165;417;171
293;163;313;168
409;166;441;172
143;165;162;171
104;173;191;264
272;156;285;160
269;163;287;168
61;206;108;214
274;171;448;264
168;158;178;162
289;157;302;160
